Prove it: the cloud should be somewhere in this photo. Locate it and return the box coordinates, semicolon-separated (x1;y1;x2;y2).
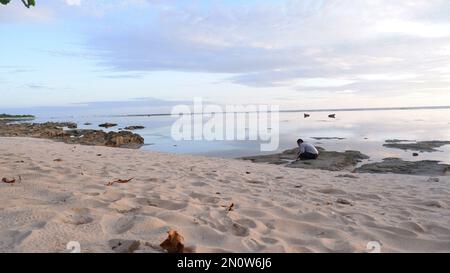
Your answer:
73;0;450;96
66;0;82;6
4;0;450;101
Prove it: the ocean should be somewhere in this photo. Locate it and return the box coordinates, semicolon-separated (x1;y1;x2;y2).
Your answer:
21;106;450;165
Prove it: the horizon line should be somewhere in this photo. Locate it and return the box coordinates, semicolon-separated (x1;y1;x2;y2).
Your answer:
117;105;450;117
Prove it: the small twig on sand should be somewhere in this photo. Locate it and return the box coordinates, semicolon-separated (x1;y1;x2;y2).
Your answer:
222;203;235;212
106;178;134;186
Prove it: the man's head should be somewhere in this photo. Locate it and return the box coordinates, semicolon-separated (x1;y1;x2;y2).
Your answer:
297;139;304;145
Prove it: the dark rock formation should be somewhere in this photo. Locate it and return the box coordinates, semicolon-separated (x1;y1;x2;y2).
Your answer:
123;126;145;130
241;147;369;171
355;158;449;176
0;121;144;149
383;140;450;152
99;123;118;128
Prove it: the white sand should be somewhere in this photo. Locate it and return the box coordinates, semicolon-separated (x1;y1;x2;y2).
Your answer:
0;137;449;253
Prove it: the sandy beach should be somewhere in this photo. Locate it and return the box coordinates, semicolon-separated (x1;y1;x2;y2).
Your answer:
1;137;449;253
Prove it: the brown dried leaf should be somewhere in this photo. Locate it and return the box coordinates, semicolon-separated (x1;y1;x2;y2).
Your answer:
160;230;185;253
2;177;16;184
106;178;134;186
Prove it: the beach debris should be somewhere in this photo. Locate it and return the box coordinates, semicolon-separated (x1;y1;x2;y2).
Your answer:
160;230;185;253
245;171;251;174
336;198;353;206
226;203;235;212
304;113;310;118
328;114;336;118
412;153;419;157
96;154;102;156
99;123;118;128
106;178;134;186
1;177;16;184
294;184;303;188
53;158;63;162
84;122;92;125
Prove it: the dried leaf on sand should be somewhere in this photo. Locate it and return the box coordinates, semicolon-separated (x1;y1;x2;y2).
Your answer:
1;177;16;184
160;230;185;253
106;178;134;186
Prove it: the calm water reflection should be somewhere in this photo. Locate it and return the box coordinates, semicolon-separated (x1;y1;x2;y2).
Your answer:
34;108;450;164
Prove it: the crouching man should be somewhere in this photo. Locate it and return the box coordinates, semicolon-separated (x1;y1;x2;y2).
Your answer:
296;139;319;160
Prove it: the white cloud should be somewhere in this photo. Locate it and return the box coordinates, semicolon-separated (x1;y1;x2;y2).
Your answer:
66;0;82;6
6;0;450;100
375;19;450;38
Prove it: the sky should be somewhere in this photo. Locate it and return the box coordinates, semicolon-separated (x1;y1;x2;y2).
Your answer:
1;0;450;111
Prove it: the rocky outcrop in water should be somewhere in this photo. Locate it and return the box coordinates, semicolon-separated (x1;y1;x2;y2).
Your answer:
0;121;144;148
355;158;449;176
383;140;450;152
123;126;145;130
99;123;118;128
241;147;369;171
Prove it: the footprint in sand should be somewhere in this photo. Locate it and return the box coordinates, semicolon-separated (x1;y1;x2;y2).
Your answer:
189;192;221;204
57;208;93;225
191;181;209;187
99;190;125;202
108;239;140;253
136;197;187;211
317;188;347;195
101;214;136;234
109;198;141;213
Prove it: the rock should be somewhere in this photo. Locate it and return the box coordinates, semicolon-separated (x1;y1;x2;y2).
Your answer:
383;140;450;152
68;130;144;148
99;123;118;128
355;158;450;176
124;126;145;130
0;121;144;149
385;139;414;143
241;147;369;172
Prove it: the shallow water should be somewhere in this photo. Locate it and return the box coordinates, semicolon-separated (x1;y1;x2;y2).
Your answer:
31;108;450;164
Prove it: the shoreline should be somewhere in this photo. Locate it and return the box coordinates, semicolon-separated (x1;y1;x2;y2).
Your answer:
0;118;450;176
1;137;450;253
1;119;449;176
